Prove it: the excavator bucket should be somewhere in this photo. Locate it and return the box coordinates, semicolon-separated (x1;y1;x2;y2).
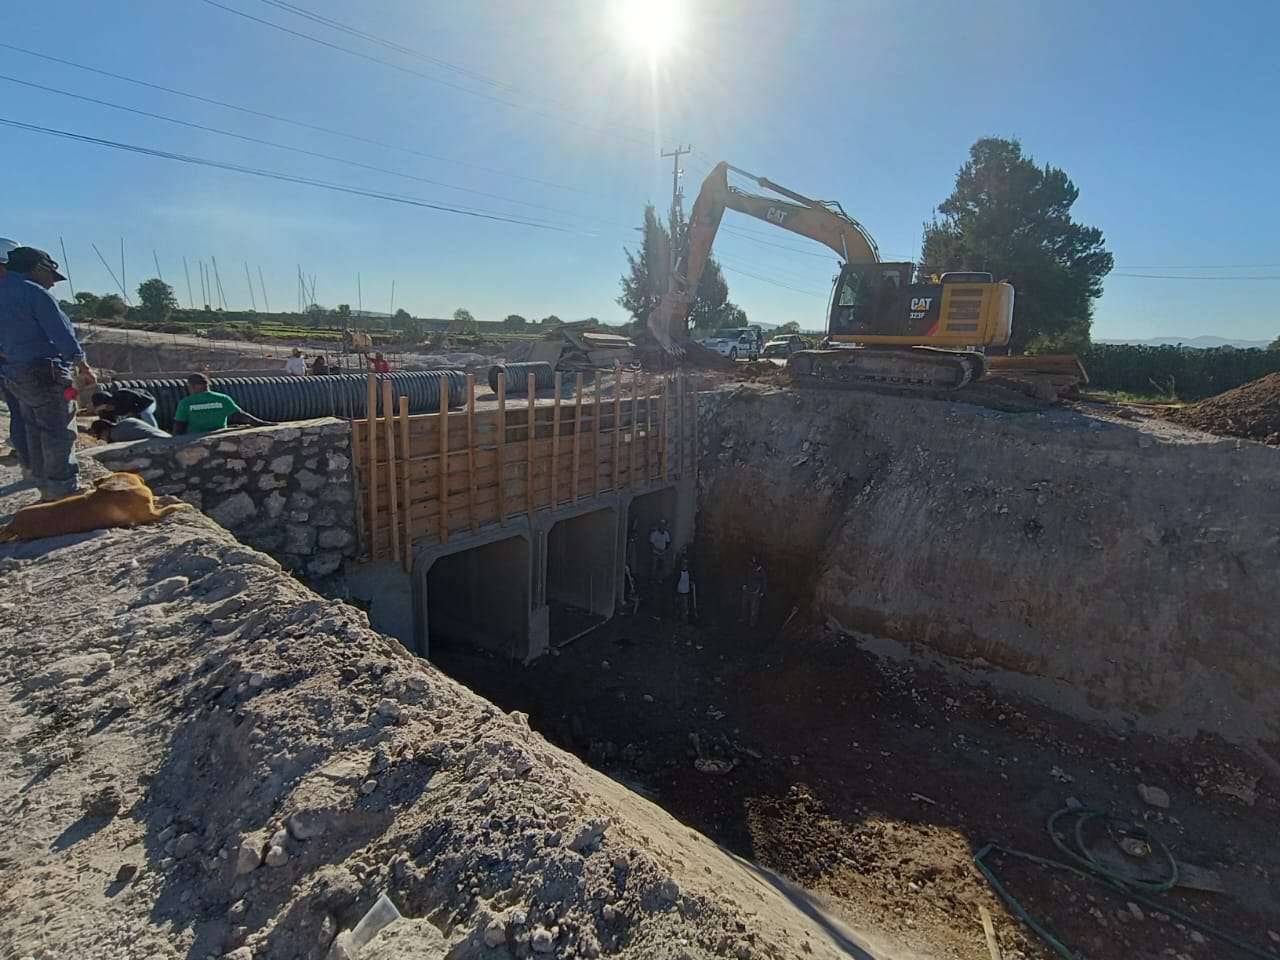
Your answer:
645;291;688;357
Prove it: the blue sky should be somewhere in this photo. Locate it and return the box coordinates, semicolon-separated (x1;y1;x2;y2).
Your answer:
3;0;1278;340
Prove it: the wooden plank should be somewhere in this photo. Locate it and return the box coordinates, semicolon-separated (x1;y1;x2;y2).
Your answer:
551;372;562;508
398;395;412;571
496;370;506;526
593;376;602;496
571;373;583;501
978;906;1002;960
643;374;653;482
660;375;669;481
381;380;401;564
438;383;450;545
611;376;622;491
690;375;698;482
365;373;378;557
629;370;639;489
466;374;477;534
526;373;536;525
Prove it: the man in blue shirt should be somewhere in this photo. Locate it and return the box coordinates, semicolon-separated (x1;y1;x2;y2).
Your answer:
0;246;95;500
0;238;29;479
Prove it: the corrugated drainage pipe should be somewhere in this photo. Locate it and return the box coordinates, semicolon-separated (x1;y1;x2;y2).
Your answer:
110;371;468;429
487;361;556;395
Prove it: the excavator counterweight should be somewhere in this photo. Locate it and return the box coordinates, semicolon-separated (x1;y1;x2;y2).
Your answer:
644;161;1014;392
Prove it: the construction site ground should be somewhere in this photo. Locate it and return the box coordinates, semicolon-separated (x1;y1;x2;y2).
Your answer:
434;592;1280;960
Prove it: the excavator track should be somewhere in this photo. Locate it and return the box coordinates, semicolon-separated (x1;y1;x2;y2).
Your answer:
787;347;987;393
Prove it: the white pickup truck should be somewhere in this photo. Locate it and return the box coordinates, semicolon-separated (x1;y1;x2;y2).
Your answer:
698;327;763;361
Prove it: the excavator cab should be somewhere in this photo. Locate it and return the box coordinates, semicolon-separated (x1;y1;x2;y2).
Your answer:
829;263;917;338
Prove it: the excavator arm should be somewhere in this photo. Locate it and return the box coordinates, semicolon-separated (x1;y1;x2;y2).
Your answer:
646;161;880;353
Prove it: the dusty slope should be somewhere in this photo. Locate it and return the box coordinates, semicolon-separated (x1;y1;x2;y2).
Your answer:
0;470;894;959
1166;372;1280;444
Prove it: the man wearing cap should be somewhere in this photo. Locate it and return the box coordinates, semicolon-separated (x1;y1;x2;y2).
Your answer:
0;238;31;478
0;246;95;500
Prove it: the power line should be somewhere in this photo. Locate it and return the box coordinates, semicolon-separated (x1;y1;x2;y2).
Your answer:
1112;273;1280;281
198;0;653;147
1115;263;1280;269
0;42;602;196
254;0;517;91
0;73;619;224
719;263;827;298
0;116;581;232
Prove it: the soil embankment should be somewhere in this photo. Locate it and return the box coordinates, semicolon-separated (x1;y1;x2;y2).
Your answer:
696;384;1280;746
1167;372;1280;445
0;474;884;959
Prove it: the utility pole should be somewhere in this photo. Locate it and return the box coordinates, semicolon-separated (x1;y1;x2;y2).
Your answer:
244;261;257;311
210;256;226;310
120;237;128;303
660;144;692;275
183;257;194;308
152;249;164;283
58;236;76;298
389;279;395;318
258;265;269;313
357;272;362;316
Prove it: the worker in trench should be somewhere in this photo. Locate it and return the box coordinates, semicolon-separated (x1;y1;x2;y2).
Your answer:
648;518;672;581
741;556;768;627
675;554;697;622
172;373;276;435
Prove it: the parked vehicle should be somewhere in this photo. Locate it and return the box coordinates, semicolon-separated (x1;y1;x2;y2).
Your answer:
763;333;806;357
699;327;763;361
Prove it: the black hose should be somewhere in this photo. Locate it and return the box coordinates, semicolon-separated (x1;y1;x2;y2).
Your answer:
110;371;467;429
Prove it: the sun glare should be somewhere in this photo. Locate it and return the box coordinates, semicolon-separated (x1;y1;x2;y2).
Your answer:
615;0;684;62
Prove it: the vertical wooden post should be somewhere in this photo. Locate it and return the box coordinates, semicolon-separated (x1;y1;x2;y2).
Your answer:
611;375;622;491
660;375;670;481
571;373;583;501
381;380;400;564
398;396;412;571
551;372;562;508
365;372;378;556
438;384;450;545
629;370;640;488
526;373;536;524
466;374;477;533
642;373;652;481
690;373;698;481
497;370;507;526
677;373;686;479
592;377;602;496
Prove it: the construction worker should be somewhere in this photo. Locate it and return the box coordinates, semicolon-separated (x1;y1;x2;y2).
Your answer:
675;555;697;622
0;238;30;478
0;246;95;500
311;354;330;376
173;373;275;435
741;555;768;627
284;348;306;375
648;518;671;580
92;386;159;427
365;351;391;374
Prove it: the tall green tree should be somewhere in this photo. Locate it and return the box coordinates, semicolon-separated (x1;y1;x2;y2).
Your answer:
94;293;127;319
503;314;528;329
618;204;737;336
920;137;1113;354
137;278;178;323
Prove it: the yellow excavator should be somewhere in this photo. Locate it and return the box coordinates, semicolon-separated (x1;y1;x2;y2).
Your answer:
646;161;1015;390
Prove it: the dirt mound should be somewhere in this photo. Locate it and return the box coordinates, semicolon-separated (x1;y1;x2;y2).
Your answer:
1166;373;1280;444
0;503;877;958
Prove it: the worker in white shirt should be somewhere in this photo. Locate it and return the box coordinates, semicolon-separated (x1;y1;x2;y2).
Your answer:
648;519;671;580
284;348;306;375
675;555;696;622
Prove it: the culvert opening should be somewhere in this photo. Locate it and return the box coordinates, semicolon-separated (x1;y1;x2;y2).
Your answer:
546;507;617;647
425;534;530;658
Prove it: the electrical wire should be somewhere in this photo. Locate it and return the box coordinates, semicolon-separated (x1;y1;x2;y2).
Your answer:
0;73;621;225
1112;273;1280;280
197;0;654;147
0;42;602;196
719;263;826;297
0;116;580;232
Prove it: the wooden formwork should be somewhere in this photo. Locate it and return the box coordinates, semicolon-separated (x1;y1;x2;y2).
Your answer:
351;372;696;570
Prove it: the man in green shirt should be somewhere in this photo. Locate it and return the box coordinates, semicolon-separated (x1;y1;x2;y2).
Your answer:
173;373;275;434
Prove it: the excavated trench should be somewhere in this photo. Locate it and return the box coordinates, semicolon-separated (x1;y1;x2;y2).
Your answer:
416;383;1280;960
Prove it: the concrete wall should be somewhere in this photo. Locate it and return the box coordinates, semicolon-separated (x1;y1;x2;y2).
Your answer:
90;419;357;578
696;384;1280;746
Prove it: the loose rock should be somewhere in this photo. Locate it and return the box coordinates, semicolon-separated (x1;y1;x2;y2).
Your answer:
1138;783;1171;809
235;839;263;875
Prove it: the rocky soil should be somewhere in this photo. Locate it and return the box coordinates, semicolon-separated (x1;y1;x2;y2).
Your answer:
0;452;885;959
1166;373;1280;445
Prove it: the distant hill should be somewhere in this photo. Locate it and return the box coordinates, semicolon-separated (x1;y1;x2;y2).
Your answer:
1097;335;1273;350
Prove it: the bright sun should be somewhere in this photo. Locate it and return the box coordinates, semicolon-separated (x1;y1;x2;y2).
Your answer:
615;0;685;61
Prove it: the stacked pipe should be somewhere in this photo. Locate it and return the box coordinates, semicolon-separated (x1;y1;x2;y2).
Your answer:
109;371;469;429
487;362;556;396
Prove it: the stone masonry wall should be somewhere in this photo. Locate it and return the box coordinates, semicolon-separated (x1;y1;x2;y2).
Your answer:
90;418;357;578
